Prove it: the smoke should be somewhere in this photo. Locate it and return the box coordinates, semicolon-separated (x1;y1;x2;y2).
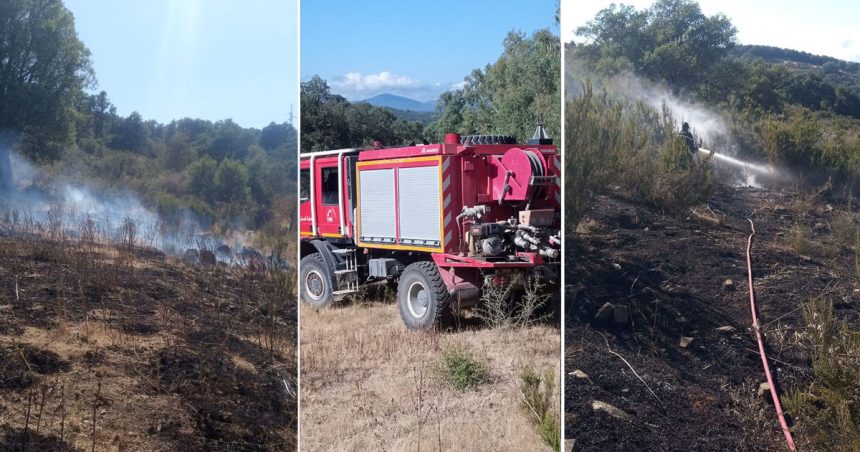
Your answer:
569;68;790;187
603;73;731;148
0;133;14;192
0;135;267;264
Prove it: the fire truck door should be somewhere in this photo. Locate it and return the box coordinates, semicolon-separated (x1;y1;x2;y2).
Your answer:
315;163;343;237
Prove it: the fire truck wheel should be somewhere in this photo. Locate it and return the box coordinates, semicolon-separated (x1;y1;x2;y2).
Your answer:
300;253;334;307
397;261;453;330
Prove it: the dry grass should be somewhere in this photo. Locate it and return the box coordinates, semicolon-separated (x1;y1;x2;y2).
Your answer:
300;302;560;451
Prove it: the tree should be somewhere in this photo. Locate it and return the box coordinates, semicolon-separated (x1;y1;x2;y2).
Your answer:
214;158;250;203
573;0;736;90
428;29;561;142
187;156;218;201
110;111;149;153
301;76;424;152
260;122;293;151
204;119;254;160
0;0;94;160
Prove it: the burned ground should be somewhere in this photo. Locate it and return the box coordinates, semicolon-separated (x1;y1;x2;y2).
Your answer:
565;186;860;451
0;238;297;451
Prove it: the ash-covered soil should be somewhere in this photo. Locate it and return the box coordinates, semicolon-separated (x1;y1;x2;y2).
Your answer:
565;185;860;451
0;239;297;451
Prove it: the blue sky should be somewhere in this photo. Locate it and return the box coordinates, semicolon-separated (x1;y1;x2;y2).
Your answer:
66;0;299;129
301;0;559;102
562;0;860;63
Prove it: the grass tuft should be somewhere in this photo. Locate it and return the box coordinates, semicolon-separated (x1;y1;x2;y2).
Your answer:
437;345;490;391
519;366;560;451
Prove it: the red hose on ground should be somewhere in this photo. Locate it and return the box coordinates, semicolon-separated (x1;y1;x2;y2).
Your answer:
746;218;797;451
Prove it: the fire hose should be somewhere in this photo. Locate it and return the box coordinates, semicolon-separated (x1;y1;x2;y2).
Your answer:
746;218;797;451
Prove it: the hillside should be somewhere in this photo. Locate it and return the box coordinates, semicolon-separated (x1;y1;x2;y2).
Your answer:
732;44;860;95
378;107;436;124
0;232;297;450
733;44;860;72
361;93;436;112
565;186;860;450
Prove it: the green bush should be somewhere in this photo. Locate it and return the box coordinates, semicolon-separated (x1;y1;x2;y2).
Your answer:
784;298;860;451
761;110;823;170
437;345;490;391
519;366;560;452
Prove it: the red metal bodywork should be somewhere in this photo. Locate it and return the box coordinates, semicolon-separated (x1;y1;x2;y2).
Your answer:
300;137;560;277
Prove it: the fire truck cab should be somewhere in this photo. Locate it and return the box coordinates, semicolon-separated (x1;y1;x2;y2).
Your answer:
299;128;561;330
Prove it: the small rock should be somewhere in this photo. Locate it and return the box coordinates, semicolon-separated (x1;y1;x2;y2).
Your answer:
813;222;827;232
758;382;771;399
592;400;630;420
660;281;690;296
723;279;735;291
570;370;589;379
715;326;736;333
612;262;622;270
643;227;650;232
595;302;613;321
679;336;694;348
852;289;860;300
773;205;786;214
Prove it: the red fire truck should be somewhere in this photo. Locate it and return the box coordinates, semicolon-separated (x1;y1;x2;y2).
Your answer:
299;127;561;329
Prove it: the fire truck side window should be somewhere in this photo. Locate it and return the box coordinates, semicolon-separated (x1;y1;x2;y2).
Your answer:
300;168;310;202
321;167;339;205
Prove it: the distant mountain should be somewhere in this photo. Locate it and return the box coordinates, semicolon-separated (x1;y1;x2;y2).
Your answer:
361;93;436;112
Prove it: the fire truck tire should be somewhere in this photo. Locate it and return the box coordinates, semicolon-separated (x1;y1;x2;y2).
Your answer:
397;261;453;330
300;253;334;308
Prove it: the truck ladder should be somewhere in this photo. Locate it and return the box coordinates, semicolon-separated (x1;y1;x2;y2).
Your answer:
332;248;358;297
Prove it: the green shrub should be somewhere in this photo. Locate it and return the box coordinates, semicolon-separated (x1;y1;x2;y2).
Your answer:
787;223;813;256
437;345;490;391
519;366;560;452
761;110;823;170
540;415;561;452
784;298;860;451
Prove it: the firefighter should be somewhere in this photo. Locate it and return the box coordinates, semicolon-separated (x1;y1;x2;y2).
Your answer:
679;122;697;156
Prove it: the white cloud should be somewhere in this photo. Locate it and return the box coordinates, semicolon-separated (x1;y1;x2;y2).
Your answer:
337;71;424;91
330;71;430;99
451;80;468;90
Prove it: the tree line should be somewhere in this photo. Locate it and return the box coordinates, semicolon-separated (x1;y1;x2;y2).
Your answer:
0;0;297;233
301;28;560;152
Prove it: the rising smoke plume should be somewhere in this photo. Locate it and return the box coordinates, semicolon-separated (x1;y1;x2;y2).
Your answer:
567;65;789;187
0;134;271;265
